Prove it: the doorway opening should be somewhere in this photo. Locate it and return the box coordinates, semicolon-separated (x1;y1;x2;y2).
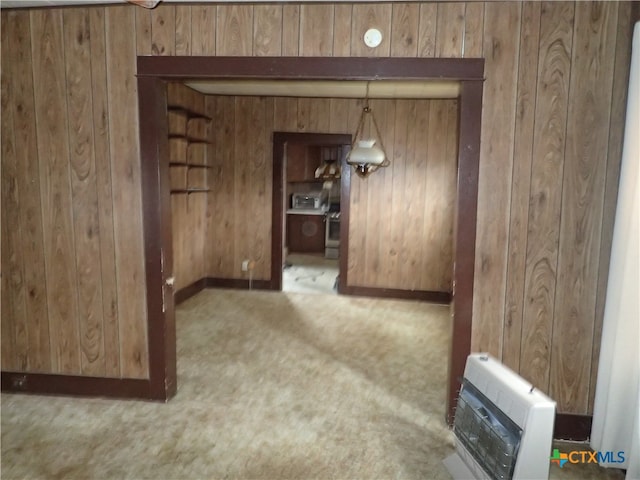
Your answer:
136;56;484;424
272;132;352;296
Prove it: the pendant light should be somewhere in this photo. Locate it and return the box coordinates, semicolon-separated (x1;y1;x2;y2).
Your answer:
314;147;341;181
346;82;390;178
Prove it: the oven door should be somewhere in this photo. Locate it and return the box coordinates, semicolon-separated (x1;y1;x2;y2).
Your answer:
325;213;340;248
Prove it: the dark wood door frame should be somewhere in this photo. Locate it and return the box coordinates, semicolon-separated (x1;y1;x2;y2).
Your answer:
136;56;484;423
272;132;352;293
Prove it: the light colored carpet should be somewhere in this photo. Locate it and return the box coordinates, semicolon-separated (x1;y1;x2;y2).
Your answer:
0;289;626;480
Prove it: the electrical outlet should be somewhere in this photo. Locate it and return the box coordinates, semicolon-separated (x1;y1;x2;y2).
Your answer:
241;260;250;271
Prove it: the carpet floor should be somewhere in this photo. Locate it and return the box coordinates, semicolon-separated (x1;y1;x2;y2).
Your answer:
0;289;626;480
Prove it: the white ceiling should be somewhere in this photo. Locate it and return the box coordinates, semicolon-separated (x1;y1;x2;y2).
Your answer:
186;80;461;99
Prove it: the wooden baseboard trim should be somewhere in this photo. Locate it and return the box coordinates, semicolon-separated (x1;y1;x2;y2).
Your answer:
0;371;164;400
206;277;274;290
554;413;593;441
340;285;451;304
174;278;208;305
175;277;277;306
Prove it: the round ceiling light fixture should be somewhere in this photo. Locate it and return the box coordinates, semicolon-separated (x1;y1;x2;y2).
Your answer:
364;28;383;48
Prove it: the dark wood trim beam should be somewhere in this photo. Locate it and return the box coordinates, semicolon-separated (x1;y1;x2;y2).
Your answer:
446;79;484;425
1;372;155;400
137;56;485;81
341;286;451;304
271;134;285;291
133;55;484;409
137;76;177;401
338;147;351;294
174;278;208;305
206;278;274;290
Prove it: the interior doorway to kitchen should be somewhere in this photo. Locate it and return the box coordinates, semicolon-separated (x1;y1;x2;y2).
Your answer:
272;132;352;295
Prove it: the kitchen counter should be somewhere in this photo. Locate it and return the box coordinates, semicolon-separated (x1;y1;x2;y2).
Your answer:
286;208;327;216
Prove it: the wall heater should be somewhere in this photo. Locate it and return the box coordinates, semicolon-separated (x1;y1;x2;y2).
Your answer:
444;354;556;480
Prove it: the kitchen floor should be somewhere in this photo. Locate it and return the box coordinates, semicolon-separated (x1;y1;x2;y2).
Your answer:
283;253;339;295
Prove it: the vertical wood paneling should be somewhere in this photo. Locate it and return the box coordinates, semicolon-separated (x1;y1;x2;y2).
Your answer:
351;4;392;57
328;98;350;133
90;8;120;377
297;98;331;132
217;5;253;56
471;2;521;358
150;4;175;56
254;5;282;56
175;5;191;56
0;2;631;415
463;2;484;58
441;100;458;291
399;100;423;289
520;2;574;392
63;8;106;375
390;3;419;58
502;1;541;373
105;6;148;378
299;5;334;56
134;7;151;55
251;97;273;279
190;5;215;55
281;5;299;56
233;97;252;278
416;100;432;290
205;96;217;272
9;11;51;372
388;100;410;287
346;98;368;286
216;96;236;277
374;100;397;288
30;9;81;374
332;4;352;57
417;4;437;57
590;1;633;412
551;2;617;413
423;100;455;291
167;83;209;291
273;97;298;131
362;99;387;286
1;14;26;371
435;2;465;57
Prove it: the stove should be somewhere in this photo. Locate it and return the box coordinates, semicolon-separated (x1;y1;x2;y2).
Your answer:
325;211;340;259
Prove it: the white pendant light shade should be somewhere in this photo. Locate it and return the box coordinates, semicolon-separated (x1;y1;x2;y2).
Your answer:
347;140;386;166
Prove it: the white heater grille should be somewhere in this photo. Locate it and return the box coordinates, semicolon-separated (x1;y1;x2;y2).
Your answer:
445;354;556;480
454;379;522;479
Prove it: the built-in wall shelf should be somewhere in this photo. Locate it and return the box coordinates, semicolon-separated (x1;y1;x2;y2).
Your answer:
169;162;213;169
170;188;211;195
167;99;211;195
167;105;212;121
168;134;212;144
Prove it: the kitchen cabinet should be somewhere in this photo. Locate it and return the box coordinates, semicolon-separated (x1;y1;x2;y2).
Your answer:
287;214;325;253
287;144;322;183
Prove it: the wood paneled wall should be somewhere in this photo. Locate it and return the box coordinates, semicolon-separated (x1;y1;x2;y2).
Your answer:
1;7;148;378
1;2;634;414
205;95;458;291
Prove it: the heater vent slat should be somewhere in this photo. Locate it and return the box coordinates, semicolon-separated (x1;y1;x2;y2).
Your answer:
454;380;522;480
